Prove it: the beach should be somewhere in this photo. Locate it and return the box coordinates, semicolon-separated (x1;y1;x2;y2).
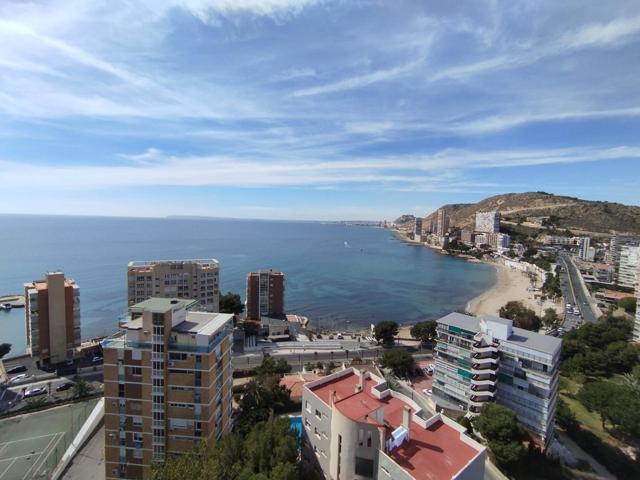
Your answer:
467;261;544;317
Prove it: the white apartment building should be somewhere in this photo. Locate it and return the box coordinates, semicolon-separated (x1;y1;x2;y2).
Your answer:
578;237;591;261
301;368;486;480
433;313;561;446
617;245;639;289
475;211;500;233
127;259;220;312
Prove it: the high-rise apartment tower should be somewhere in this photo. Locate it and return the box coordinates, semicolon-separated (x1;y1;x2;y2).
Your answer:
127;259;220;312
24;271;81;364
245;269;285;321
102;298;234;479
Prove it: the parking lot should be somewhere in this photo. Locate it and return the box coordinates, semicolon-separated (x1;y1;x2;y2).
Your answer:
409;359;433;398
0;399;98;480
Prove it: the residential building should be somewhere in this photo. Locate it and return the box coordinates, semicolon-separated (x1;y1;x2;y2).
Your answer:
593;263;614;283
433;313;561;445
617;245;639;289
301;368;486;480
413;217;423;237
608;232;637;263
460;229;475;246
541;235;576;246
245;269;285;321
635;262;640;342
475;211;500;233
436;208;449;236
578;237;591;261
102;298;234;480
127;259;220;312
24;271;81;364
474;233;487;247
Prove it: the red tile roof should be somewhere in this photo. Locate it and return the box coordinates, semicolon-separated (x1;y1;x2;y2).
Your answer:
309;371;482;480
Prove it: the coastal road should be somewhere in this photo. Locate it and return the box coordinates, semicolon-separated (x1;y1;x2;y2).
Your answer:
558;253;597;326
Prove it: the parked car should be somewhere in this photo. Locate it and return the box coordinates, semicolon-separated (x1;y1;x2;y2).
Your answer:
8;373;28;383
24;387;47;398
92;356;103;364
56;381;75;392
6;364;27;374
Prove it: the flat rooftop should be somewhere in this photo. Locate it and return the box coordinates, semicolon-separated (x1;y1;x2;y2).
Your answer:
173;311;234;335
129;297;198;313
437;312;561;355
309;371;482;480
128;259;218;267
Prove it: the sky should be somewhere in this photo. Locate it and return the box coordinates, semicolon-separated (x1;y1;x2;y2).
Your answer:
0;0;639;221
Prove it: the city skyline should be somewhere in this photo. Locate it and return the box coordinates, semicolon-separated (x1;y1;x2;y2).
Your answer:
1;1;640;220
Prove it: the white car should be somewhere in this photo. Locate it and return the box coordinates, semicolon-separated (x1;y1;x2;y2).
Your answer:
423;388;432;396
24;387;47;398
8;373;28;383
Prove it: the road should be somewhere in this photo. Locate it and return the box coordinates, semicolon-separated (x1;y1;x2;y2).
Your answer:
558;253;597;328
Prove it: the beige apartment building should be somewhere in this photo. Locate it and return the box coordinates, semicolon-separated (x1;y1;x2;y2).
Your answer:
127;259;220;312
102;298;234;479
24;271;81;364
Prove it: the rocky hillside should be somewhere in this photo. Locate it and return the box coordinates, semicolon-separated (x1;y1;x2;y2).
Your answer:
396;192;640;235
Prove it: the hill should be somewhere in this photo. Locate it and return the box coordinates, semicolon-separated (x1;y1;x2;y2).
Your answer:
396;192;640;235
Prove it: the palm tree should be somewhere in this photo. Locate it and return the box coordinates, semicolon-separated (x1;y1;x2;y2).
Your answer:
72;379;93;398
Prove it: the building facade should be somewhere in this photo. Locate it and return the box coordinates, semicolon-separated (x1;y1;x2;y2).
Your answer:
245;269;285;321
475;211;500;233
617;245;639;289
127;260;220;312
635;261;640;342
433;313;561;445
436;208;449;236
413;217;423;237
24;271;81;364
578;237;591;261
301;368;486;480
102;298;234;479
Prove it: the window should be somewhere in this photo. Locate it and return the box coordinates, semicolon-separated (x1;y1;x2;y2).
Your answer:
132;349;142;361
305;401;311;413
315;409;322;419
132;416;143;427
304;417;311;430
131;367;142;376
354;456;374;477
314;426;320;439
367;432;372;447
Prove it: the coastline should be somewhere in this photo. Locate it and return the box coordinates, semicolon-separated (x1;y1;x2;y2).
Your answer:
392;228;552;318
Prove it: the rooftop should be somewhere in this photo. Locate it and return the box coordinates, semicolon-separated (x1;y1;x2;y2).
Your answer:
128;259;219;267
129;297;198;313
308;370;483;480
437;312;561;355
173;311;234;335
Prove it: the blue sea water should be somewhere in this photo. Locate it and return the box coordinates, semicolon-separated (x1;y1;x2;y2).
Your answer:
0;215;495;355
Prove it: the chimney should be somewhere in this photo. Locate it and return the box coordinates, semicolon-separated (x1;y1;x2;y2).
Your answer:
402;406;412;438
357;369;366;393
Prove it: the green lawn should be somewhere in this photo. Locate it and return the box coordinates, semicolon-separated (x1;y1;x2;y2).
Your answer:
559;376;625;450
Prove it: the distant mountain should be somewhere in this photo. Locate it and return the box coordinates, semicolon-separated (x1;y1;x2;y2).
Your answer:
395;192;640;235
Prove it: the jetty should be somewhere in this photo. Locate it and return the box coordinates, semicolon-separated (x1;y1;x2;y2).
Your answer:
0;294;25;308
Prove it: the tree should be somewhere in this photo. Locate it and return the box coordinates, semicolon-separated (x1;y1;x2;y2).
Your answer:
542;273;561;299
542;308;559;328
374;321;399;346
152;420;300;480
474;403;526;467
618;297;637;314
380;348;413;378
499;301;541;331
254;354;291;384
0;343;11;359
72;379;93;398
578;381;640;435
410;321;437;344
219;292;244;314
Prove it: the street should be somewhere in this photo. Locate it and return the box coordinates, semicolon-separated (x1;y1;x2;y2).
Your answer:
558;253;597;329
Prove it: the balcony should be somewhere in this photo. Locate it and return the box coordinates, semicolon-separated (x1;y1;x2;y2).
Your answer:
471;384;496;392
472;363;497;374
472;351;498;360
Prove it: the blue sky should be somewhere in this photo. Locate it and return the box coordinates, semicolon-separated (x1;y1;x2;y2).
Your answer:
0;0;639;220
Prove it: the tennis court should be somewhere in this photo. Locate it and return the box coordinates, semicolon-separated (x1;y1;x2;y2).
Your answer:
0;399;98;480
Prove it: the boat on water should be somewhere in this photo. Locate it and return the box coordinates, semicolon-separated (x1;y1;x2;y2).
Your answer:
0;303;12;311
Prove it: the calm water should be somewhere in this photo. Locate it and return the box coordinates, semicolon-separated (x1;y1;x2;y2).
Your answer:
0;215;495;355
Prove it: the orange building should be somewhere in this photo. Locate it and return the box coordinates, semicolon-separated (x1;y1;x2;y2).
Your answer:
102;298;234;479
245;269;285;321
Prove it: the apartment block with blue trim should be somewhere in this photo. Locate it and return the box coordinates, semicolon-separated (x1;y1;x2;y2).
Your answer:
433;312;561;447
102;298;234;479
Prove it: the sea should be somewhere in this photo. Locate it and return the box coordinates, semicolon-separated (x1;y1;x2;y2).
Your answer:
0;215;495;355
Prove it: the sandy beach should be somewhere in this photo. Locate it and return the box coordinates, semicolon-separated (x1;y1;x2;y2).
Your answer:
467;261;546;317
